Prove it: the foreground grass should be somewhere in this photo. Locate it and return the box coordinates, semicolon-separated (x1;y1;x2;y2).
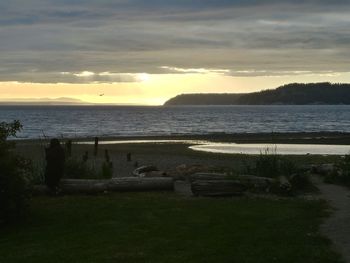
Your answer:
0;193;342;263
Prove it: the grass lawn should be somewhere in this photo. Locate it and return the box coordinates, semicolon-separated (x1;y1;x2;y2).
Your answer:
0;193;343;263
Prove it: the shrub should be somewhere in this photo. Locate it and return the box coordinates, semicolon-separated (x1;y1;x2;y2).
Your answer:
0;121;33;223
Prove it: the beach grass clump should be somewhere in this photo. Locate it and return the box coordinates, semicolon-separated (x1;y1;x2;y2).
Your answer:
0;121;33;224
255;147;297;179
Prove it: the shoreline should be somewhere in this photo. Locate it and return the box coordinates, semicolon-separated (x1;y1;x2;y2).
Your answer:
13;132;350;145
14;132;346;178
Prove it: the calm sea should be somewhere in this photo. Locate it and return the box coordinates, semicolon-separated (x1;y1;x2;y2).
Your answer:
1;105;350;139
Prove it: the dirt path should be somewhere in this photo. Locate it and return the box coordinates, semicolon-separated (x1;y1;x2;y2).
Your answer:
313;176;350;262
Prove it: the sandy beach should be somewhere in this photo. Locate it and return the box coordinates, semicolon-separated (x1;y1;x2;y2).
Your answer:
14;132;349;178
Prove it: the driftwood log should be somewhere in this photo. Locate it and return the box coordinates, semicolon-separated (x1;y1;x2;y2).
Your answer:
191;180;246;197
33;177;174;195
189;173;228;182
190;173;274;192
190;173;291;196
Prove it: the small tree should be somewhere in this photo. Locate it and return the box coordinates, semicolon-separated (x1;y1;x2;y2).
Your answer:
0;121;32;224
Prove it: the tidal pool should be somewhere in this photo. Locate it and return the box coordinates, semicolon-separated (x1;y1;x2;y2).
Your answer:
189;143;350;155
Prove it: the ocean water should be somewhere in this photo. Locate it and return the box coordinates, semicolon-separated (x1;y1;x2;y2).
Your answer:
1;105;350;139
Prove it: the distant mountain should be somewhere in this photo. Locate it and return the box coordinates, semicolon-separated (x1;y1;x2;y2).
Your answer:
164;83;350;105
0;97;90;105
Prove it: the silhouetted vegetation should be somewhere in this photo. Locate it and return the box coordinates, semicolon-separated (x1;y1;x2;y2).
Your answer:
165;93;242;105
0;121;33;223
164;82;350;105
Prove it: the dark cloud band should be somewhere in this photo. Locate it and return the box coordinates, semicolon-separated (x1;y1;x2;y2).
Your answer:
0;0;349;83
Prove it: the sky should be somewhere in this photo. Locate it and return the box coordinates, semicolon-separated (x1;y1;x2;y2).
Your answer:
1;0;350;105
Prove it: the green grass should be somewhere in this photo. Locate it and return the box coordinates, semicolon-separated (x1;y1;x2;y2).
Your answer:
0;193;342;263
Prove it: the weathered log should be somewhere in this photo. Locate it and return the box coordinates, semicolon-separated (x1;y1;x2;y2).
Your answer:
61;179;109;194
191;180;246;197
107;177;173;191
190;173;274;193
189;173;228;182
33;177;174;195
233;175;275;193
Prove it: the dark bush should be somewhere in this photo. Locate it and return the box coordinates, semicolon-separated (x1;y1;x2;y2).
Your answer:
0;121;33;224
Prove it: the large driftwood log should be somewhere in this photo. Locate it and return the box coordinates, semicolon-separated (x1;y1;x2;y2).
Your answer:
191;180;246;197
190;173;274;193
189;173;228;182
33;177;174;195
107;177;173;191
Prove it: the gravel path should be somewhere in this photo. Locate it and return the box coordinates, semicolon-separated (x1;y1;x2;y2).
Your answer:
314;176;350;262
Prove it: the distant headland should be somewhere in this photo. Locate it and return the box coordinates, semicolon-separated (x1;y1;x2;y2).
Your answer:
164;83;350;106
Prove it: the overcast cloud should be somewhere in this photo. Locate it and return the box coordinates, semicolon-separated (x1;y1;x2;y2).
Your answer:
1;0;350;83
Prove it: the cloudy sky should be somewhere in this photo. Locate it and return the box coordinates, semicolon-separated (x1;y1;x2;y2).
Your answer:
1;0;350;104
